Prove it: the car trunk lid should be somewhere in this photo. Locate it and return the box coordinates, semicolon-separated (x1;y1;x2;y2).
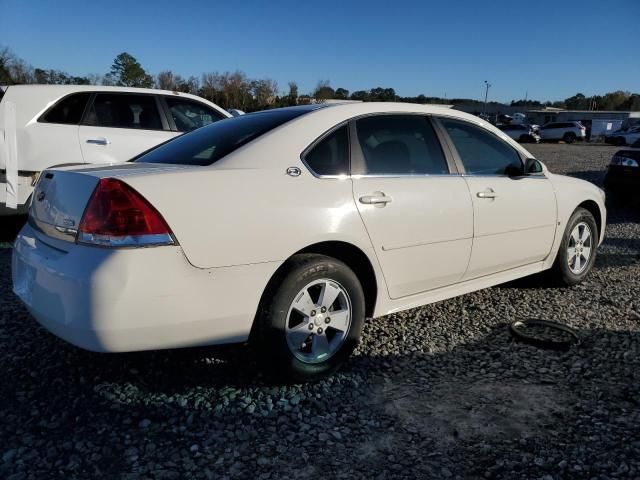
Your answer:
30;163;186;243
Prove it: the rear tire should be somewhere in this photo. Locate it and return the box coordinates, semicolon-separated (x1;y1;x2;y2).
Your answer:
563;132;576;144
550;208;598;286
251;254;365;382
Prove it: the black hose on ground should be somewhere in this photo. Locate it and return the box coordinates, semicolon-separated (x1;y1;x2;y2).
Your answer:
509;319;581;350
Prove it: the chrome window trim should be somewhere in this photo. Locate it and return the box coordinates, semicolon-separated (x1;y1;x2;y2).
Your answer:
351;173;462;179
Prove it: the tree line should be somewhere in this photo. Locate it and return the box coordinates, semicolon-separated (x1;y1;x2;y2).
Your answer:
1;47;638;112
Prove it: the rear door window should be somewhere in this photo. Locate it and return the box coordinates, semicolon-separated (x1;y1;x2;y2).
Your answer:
85;93;164;130
303;125;349;176
164;97;226;132
355;115;449;175
40;92;91;124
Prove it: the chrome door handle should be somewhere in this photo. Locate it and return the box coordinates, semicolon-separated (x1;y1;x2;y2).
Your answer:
86;138;110;146
477;189;497;199
359;192;392;206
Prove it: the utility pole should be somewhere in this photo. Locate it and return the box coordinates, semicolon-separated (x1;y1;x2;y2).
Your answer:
483;80;491;115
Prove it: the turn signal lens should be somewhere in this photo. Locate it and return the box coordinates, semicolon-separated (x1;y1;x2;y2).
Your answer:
77;178;175;247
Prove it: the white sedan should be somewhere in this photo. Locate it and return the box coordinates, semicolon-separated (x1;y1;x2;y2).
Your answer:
12;103;606;381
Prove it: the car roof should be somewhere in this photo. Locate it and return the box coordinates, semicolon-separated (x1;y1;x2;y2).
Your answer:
3;84;197;96
212;101;535;171
0;84;231;124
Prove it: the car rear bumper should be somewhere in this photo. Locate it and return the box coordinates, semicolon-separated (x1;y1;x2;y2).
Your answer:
12;223;281;352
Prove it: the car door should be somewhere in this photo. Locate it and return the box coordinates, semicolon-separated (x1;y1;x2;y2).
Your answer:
351;114;474;299
540;122;561;140
79;93;175;164
28;92;91;168
436;117;557;280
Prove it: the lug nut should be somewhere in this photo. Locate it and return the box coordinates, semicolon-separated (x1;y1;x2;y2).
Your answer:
320;307;327;313
308;323;314;330
325;317;331;324
310;310;316;317
317;328;323;334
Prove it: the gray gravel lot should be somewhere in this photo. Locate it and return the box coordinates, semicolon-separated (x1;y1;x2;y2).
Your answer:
1;143;639;479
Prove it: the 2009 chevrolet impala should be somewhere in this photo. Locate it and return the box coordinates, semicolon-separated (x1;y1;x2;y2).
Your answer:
12;103;606;381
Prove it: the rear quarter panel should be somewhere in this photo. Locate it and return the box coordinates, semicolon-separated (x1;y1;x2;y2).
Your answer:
122;166;376;269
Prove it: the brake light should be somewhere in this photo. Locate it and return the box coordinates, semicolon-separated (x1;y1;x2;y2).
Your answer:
77;178;175;247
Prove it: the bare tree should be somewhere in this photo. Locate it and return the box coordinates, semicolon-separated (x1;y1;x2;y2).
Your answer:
0;46;34;84
287;81;299;105
86;73;105;85
252;78;278;107
313;80;335;100
201;72;221;102
157;70;177;90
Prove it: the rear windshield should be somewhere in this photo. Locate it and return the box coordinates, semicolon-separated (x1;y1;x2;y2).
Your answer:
135;107;314;166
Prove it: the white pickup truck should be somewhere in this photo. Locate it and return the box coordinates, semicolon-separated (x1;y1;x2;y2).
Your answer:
0;85;230;214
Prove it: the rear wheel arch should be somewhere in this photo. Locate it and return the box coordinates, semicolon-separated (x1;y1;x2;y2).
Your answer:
294;241;378;318
251;241;378;340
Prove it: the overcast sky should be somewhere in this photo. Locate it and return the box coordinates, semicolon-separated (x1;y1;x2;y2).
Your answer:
1;0;638;102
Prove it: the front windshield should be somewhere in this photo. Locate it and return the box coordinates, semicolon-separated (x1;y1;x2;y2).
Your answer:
135;106;319;166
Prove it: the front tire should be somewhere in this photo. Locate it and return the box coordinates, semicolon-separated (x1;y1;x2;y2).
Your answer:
550;208;598;286
252;254;365;382
563;132;576;144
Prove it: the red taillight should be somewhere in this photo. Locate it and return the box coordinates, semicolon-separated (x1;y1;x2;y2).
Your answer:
78;178;174;247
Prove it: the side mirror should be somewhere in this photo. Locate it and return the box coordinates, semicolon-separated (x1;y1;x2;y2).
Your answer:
525;158;544;175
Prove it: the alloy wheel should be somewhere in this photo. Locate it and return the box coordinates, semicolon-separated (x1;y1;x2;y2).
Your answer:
567;222;593;274
285;279;352;364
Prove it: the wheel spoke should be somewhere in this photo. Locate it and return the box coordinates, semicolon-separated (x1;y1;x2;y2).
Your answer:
574;254;582;272
581;246;591;260
311;334;330;358
580;226;591;242
328;310;350;332
319;282;341;310
287;323;311;348
292;289;316;316
571;228;580;243
567;247;577;261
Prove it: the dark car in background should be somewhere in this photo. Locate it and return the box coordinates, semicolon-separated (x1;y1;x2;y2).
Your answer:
604;138;640;195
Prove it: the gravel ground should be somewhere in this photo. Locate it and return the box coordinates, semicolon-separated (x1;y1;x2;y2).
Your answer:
1;143;639;479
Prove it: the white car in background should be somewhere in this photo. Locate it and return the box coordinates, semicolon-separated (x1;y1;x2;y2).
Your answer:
497;124;540;143
605;126;640;146
0;85;230;214
12;103;606;381
538;121;586;143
